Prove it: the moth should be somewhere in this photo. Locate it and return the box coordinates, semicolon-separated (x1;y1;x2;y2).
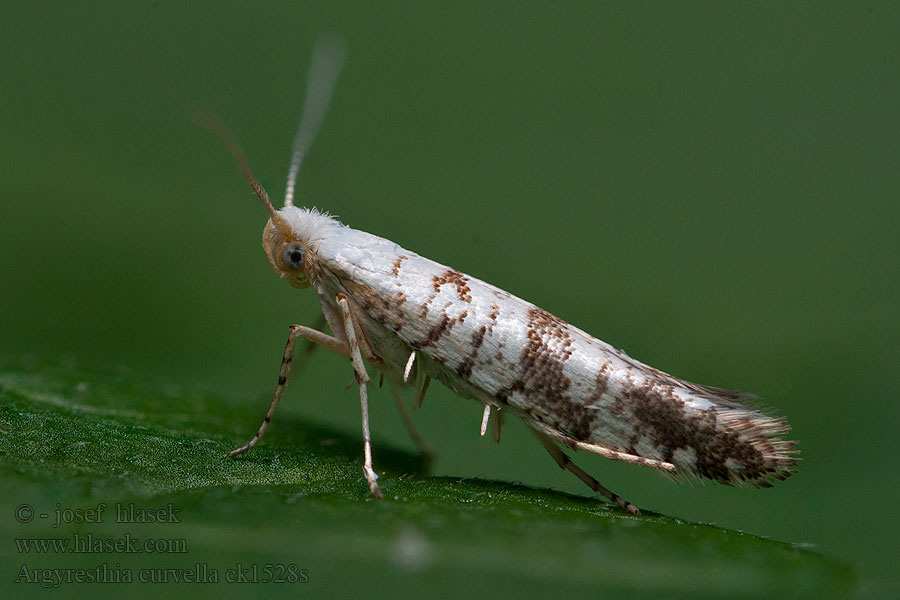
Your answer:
218;36;798;515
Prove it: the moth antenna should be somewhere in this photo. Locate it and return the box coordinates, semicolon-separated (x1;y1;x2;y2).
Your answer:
198;110;289;233
284;33;349;208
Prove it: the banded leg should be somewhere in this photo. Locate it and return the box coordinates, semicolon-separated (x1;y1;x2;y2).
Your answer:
534;431;641;515
336;293;383;499
230;324;349;457
387;377;435;462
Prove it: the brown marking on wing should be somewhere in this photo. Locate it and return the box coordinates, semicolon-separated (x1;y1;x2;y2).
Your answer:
433;269;472;303
585;362;624;416
495;380;523;405
419;292;436;318
456;357;476;378
424;314;453;346
486;303;500;335
623;377;792;484
342;279;409;338
494;307;593;440
391;255;408;277
471;325;487;352
388;290;408;332
359;297;383;324
423;309;469;347
454;325;489;379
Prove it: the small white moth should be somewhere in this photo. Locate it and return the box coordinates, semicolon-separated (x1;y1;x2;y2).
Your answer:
219;37;798;515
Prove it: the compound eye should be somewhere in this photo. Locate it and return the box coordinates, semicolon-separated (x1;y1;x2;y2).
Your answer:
282;243;306;271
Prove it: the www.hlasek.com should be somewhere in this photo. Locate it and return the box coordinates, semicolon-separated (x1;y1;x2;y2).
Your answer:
15;563;310;587
16;533;187;554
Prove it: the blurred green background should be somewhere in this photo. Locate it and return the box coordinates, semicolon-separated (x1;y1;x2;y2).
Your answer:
2;2;897;597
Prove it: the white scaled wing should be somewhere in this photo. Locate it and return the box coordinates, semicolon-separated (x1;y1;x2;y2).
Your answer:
295;210;796;487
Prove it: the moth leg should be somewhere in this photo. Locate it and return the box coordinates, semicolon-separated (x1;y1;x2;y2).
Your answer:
530;420;675;473
413;372;431;410
387;377;435;462
489;407;504;444
336;293;383;499
480;404;491;436
230;324;349;457
533;431;641;516
403;350;416;382
478;403;503;443
294;314;329;369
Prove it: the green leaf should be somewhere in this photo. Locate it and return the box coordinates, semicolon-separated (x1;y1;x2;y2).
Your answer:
0;362;854;598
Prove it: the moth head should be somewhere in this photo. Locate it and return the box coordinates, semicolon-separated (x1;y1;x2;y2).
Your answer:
261;210;314;289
